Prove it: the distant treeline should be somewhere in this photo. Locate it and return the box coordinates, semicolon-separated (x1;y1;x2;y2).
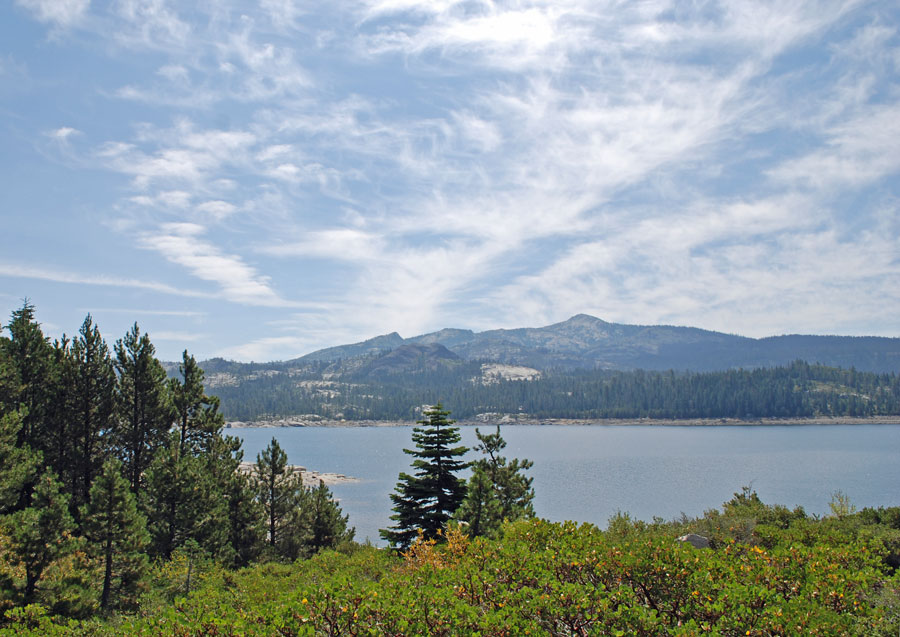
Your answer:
213;360;900;421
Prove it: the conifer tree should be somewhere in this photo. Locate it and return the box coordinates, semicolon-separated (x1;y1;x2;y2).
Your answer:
81;459;148;611
455;464;501;538
0;411;40;515
45;336;75;490
145;432;228;560
1;302;54;451
252;437;306;559
170;350;222;456
69;315;116;514
206;434;265;567
5;470;77;603
457;425;534;538
307;479;354;554
381;403;469;549
274;490;314;562
113;324;172;495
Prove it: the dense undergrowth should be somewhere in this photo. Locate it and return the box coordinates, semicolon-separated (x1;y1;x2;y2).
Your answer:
5;491;900;636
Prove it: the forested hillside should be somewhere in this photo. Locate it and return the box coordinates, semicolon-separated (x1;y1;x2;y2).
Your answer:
211;360;900;422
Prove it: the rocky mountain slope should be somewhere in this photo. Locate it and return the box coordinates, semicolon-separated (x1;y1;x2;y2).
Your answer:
289;314;900;373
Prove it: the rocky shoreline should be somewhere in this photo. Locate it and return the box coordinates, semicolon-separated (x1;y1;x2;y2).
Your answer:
226;415;900;428
237;462;359;486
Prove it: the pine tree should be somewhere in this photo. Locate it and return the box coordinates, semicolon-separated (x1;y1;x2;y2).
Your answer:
81;459;149;611
206;434;265;567
455;463;501;538
145;432;228;560
69;315;116;515
5;470;77;603
113;324;172;495
457;425;534;538
170;350;222;456
306;479;354;554
380;403;469;549
143;349;235;560
0;410;40;515
1;301;54;452
252;437;306;559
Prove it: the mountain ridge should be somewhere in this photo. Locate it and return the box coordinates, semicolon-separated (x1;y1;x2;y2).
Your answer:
280;314;899;374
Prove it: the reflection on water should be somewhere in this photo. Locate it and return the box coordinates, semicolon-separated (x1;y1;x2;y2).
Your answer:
234;424;900;545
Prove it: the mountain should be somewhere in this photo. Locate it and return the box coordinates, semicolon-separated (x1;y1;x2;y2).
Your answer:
293;314;900;373
354;343;461;378
185;316;900;422
296;332;406;363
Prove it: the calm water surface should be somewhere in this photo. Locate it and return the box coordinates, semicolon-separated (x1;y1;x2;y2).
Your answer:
232;425;900;545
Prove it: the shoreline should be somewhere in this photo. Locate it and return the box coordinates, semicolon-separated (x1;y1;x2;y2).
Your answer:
226;415;900;428
236;461;359;486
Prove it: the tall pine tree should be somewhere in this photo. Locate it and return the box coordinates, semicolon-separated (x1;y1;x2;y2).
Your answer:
252;438;306;560
170;350;222;456
113;324;172;495
381;403;469;549
81;459;148;611
1;301;54;453
145;433;228;560
206;434;265;567
69;315;116;515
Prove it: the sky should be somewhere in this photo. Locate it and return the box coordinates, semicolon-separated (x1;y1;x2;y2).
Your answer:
1;0;899;362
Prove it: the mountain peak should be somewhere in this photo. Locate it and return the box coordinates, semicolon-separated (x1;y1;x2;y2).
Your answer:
565;313;608;324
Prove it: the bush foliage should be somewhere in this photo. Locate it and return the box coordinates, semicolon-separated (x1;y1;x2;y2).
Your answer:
6;493;900;636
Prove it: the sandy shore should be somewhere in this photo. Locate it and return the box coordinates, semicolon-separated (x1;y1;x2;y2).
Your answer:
227;415;900;428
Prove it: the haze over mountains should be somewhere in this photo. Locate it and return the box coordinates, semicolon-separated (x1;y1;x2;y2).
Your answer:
284;314;900;375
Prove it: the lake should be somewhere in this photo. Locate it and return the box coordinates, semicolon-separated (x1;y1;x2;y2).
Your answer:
232;424;900;545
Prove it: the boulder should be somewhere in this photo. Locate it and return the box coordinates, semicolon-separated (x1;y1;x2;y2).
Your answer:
676;533;710;549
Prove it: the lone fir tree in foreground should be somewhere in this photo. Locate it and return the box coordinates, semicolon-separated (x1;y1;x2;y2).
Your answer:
381;403;469;549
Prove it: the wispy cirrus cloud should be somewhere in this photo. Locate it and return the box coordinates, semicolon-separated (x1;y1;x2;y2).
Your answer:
770;103;900;190
9;0;899;361
0;263;216;299
15;0;89;28
139;222;298;308
82;308;207;318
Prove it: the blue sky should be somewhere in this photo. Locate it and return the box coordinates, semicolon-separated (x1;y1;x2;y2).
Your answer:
1;0;899;362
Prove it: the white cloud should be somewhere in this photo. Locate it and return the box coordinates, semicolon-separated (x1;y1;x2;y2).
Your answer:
260;0;308;31
16;0;89;27
85;308;207;317
17;0;898;355
488;192;900;337
139;223;297;307
97;121;257;189
219;335;311;361
770;104;900;189
0;263;216;298
149;330;206;342
47;126;81;140
263;229;384;261
157;190;192;208
196;200;237;220
112;0;191;51
157;63;188;82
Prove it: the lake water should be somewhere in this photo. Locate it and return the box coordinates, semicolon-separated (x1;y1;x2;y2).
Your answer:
232;424;900;545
